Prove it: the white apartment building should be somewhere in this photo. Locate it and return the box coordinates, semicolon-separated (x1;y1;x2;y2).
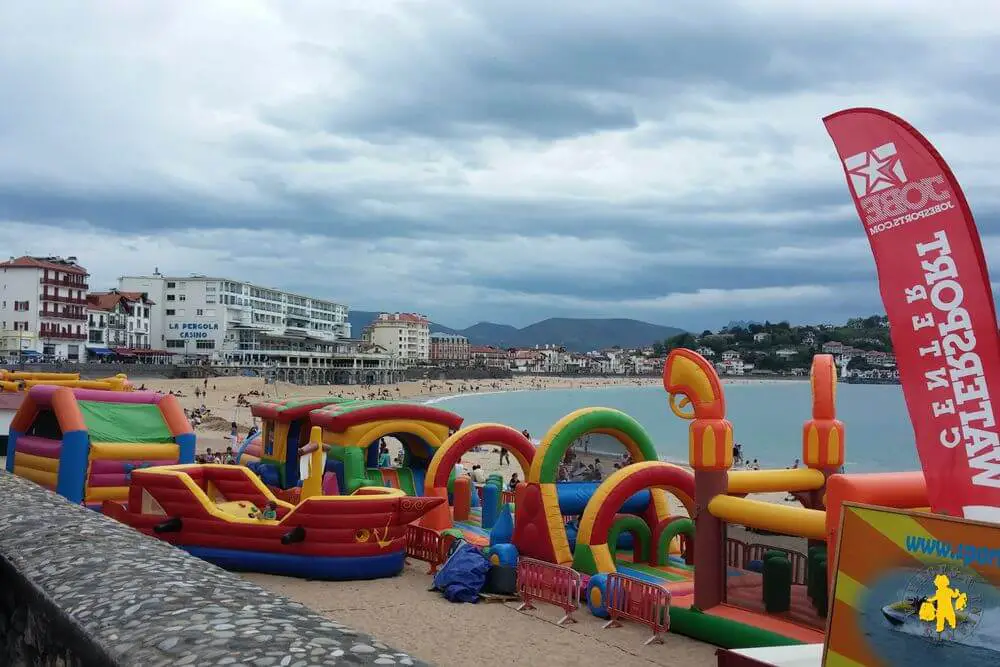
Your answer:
0;256;89;361
117;271;396;381
362;313;430;363
119;272;350;359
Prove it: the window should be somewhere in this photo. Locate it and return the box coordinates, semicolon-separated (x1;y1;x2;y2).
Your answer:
205;297;216;304
166;294;175;301
165;309;175;316
178;294;186;301
195;339;215;350
195;309;203;316
13;300;29;311
165;339;185;349
166;282;176;288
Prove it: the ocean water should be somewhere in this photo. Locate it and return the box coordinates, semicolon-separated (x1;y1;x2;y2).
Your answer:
431;382;919;473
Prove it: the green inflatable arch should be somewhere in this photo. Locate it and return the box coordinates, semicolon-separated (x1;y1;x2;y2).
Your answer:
608;514;651;562
656;517;695;566
533;408;659;483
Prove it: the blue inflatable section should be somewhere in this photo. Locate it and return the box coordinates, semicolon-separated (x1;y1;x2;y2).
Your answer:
248;461;281;488
235;430;261;463
183;547;405;580
411;468;426;496
556;482;650;516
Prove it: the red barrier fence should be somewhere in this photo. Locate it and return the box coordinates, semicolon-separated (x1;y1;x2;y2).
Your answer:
405;525;445;574
603;573;671;645
516;557;582;626
501;490;516;505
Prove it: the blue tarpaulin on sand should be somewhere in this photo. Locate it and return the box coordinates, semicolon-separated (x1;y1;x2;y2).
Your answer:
431;542;489;603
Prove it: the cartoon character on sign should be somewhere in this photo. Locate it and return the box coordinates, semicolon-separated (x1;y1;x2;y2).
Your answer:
918;574;968;633
883;565;983;642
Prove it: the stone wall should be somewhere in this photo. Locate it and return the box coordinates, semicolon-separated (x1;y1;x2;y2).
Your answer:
3;362;176;379
0;473;428;666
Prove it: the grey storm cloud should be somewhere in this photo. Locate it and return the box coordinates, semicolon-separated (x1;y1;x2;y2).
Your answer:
1;0;999;329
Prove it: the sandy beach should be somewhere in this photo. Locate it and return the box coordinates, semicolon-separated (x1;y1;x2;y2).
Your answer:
127;373;804;664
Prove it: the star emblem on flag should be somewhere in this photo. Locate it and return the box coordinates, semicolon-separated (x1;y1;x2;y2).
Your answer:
843;143;908;197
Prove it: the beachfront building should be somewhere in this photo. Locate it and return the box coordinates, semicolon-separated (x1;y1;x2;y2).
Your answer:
118;271;402;383
470;345;512;369
361;313;430;365
429;332;470;366
85;290;166;362
511;349;545;373
716;352;746;376
0;256;89;362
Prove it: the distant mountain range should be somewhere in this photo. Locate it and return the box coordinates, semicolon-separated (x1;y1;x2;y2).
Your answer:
348;311;685;352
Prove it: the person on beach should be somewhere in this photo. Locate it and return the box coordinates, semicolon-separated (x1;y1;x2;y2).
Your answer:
471;464;487;484
508;473;520;492
229;421;239;443
499;447;511;466
224;446;236;464
378;441;391;468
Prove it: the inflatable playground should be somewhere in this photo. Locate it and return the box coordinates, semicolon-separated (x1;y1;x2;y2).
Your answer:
397;349;937;651
2;359;932;647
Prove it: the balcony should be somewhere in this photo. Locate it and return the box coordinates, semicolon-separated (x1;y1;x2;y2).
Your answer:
40;293;87;305
40;309;88;321
39;328;87;340
40;276;89;289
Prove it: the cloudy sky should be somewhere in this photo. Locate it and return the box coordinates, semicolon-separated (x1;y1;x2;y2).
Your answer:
2;1;999;331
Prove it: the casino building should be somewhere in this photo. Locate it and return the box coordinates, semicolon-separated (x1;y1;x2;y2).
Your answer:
118;271;401;383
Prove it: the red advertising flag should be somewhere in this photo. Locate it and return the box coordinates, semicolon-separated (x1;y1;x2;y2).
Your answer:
824;108;1000;521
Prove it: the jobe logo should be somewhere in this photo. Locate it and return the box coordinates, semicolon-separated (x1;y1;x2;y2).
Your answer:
843;142;954;233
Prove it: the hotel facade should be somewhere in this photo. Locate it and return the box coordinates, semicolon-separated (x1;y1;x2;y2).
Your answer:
118;271;401;383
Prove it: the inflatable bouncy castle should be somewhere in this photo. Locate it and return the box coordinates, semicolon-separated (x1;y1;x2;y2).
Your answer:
6;386;195;507
243;397;464;497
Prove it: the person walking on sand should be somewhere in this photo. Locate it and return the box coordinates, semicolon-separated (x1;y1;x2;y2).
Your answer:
499;447;511;466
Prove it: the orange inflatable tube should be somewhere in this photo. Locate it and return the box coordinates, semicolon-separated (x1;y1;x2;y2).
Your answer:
825;471;927;582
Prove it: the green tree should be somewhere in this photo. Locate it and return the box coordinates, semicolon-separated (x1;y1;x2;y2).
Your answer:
665;332;698;351
755;355;789;372
651;340;666;356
